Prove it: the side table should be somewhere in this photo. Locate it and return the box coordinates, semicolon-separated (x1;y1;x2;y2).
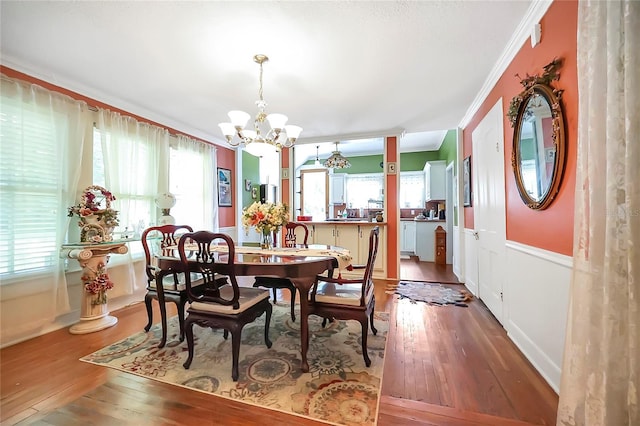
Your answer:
61;241;128;334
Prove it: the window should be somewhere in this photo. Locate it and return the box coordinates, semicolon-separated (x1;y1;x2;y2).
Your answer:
399;172;425;208
169;146;208;230
0;100;62;279
345;173;384;208
92;128;153;239
301;169;328;220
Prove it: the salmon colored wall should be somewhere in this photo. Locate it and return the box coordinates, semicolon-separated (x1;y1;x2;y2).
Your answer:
217;148;236;228
1;65;238;229
281;147;291;216
385;136;399;279
462;0;578;256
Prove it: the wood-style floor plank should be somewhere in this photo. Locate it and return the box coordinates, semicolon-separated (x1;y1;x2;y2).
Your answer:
1;263;558;425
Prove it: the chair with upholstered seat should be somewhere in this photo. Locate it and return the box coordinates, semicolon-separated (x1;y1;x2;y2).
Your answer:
309;226;379;366
141;224;211;348
252;222;309;321
179;231;272;381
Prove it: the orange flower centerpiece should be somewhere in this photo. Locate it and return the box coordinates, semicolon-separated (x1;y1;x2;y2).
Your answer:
68;185;119;243
241;201;289;249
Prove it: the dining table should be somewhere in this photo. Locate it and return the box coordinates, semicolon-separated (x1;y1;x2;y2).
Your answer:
155;242;352;373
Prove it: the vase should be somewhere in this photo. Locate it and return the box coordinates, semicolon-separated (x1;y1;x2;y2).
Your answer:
260;230;273;250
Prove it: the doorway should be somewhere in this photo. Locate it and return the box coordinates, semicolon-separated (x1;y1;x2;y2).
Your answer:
472;99;507;324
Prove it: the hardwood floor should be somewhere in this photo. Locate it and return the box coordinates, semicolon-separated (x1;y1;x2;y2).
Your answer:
400;257;461;283
1;272;558;425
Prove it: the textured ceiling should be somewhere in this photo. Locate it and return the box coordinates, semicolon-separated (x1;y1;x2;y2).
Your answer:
1;0;533;153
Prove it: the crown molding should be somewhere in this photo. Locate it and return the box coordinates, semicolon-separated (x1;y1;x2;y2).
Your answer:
458;0;553;129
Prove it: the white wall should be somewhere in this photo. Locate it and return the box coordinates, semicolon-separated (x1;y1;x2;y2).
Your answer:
463;228;479;295
462;234;571;393
503;241;571;392
0;258;147;348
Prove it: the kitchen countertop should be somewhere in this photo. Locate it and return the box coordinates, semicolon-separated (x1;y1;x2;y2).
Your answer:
300;220;386;225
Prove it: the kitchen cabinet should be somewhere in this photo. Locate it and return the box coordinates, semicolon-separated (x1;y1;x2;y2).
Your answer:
329;174;346;204
424;160;446;201
400;220;416;253
311;223;386;277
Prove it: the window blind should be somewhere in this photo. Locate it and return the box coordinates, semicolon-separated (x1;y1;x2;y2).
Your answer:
0;99;62;278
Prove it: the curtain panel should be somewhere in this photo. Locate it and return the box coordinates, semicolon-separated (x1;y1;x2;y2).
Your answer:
0;75;91;323
171;134;218;232
558;1;639;424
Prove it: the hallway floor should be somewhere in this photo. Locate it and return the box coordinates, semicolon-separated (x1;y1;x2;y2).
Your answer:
399;256;460;283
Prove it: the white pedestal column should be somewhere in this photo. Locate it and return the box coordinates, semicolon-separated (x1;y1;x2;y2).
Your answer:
61;242;128;334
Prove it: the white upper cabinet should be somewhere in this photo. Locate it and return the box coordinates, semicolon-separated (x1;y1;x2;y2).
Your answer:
424;160;446;201
329;174;346;204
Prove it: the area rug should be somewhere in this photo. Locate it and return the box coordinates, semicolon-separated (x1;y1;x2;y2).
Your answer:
81;304;389;426
388;281;470;307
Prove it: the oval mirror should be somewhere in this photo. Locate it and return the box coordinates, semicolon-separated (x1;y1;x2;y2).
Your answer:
512;83;565;210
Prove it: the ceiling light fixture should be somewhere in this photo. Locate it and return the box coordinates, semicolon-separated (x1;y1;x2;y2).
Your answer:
218;54;302;158
314;145;322;167
323;141;351;169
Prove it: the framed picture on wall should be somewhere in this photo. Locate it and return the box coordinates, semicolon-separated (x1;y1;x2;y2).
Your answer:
463;156;472;207
217;168;232;207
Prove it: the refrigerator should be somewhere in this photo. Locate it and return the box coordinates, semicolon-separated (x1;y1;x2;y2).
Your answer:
259;184;277;204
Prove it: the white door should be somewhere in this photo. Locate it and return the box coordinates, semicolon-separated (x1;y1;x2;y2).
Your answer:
472;99;507;324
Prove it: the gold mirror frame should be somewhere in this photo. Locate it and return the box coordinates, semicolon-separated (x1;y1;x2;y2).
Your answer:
508;59;566;210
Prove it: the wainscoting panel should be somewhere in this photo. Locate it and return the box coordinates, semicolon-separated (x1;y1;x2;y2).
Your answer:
504;241;572;392
463;228;478;295
452;225;462;281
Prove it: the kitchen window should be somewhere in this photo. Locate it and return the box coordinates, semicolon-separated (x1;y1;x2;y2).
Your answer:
345;173;384;208
399;171;425;208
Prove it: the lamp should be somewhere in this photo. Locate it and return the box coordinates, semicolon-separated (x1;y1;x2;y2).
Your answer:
314;145;322;167
323;141;351;169
218;54;302;156
155;193;176;225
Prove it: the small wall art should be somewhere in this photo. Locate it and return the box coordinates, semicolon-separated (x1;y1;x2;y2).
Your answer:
463;156;472;207
217;168;232;207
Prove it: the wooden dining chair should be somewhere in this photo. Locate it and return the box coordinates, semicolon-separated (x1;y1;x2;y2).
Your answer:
309;226;380;367
178;231;272;381
253;222;309;321
141;224;211;348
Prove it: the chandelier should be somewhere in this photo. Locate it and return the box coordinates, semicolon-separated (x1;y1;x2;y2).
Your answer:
323;141;351;169
218;54;302;157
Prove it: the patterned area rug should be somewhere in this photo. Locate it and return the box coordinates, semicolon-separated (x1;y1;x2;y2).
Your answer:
388;281;470;307
81;304;389;426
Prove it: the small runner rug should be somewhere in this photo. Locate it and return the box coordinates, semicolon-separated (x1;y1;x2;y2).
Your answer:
81;304;389;426
388;281;470;307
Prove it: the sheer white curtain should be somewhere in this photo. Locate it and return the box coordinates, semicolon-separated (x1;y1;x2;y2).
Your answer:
400;172;425;208
0;75;90;317
170;135;218;231
558;2;639;425
345;173;384;208
95;109;168;294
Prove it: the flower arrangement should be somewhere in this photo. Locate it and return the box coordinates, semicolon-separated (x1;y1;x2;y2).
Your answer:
68;185;119;242
241;201;289;235
82;262;114;305
68;185;117;217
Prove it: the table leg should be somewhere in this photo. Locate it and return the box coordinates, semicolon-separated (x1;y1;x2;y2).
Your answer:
292;276;314;373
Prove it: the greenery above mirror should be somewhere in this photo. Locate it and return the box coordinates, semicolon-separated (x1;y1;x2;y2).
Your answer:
509;58;566;210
